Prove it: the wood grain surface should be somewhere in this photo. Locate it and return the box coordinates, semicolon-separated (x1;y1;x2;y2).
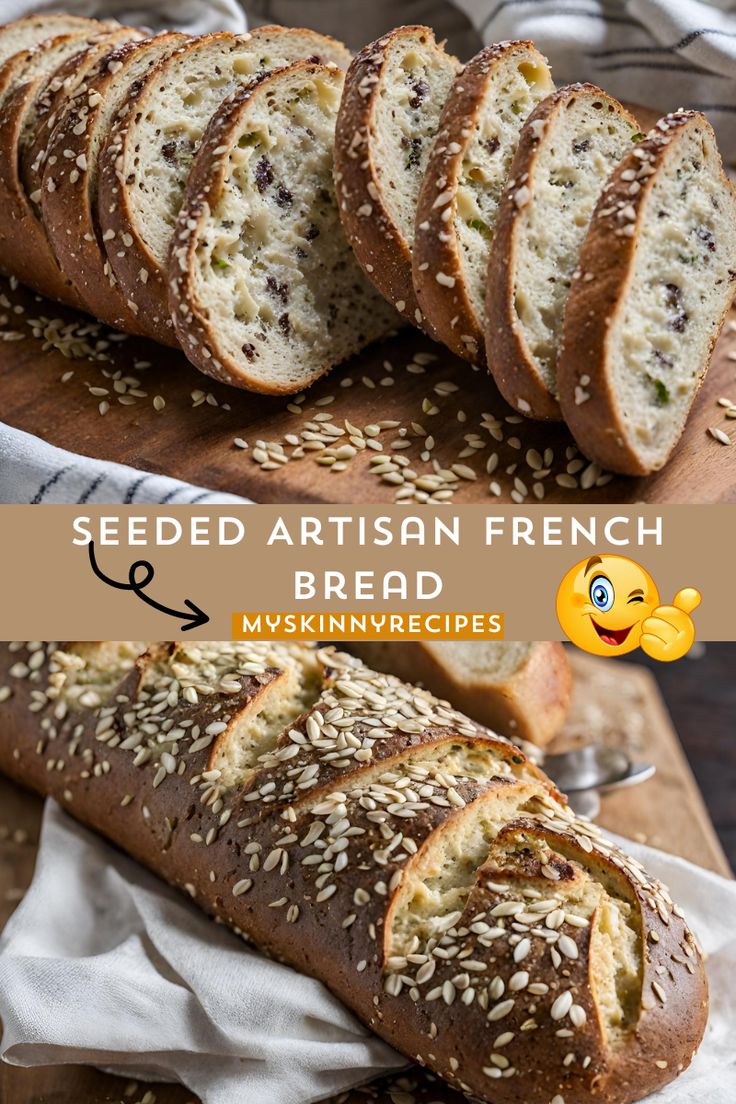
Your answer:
0;652;729;1103
2;275;735;504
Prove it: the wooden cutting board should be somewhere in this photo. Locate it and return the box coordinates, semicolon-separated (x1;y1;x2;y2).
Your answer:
2;275;735;504
0;653;729;1104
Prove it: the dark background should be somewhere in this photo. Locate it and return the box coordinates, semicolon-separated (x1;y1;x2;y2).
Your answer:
607;643;735;870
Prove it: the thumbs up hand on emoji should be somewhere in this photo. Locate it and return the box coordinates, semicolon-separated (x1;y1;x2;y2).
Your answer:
639;588;701;662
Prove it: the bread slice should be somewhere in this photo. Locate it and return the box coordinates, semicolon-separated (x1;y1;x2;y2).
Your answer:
413;41;553;363
0;25;131;304
41;33;188;336
485;85;640;420
23;27;144;215
0;14;116;71
335;26;461;327
169;62;400;393
346;642;571;747
97;28;352;346
558;110;736;475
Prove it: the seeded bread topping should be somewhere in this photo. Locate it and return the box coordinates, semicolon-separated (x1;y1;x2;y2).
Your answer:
348;641;571;746
0;641;708;1104
335;26;461;326
23;27;144;216
413;41;553;363
40;33;188;336
485;85;640;420
0;23;138;306
558;110;736;475
170;62;399;394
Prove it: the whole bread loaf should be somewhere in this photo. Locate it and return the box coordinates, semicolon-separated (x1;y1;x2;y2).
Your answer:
0;641;707;1104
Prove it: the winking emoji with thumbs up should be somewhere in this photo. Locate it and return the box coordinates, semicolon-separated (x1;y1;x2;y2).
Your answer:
556;555;701;661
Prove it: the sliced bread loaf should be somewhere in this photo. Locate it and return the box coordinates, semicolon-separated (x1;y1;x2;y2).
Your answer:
169;62;400;393
0;25;132;303
346;642;571;747
413;41;553;363
334;26;460;326
485;85;640;419
98;28;352;345
41;33;188;336
558;110;736;475
0;14;117;71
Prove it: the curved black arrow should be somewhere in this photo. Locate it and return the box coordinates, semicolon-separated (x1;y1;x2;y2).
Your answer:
88;541;210;631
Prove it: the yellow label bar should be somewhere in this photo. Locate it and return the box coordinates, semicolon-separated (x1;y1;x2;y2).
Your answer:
231;611;504;640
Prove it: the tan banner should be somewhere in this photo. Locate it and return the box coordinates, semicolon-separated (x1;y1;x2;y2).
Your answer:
0;505;729;641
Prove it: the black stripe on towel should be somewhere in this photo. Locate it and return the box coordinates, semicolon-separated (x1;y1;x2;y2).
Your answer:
31;464;74;504
593;60;719;76
123;474;151;504
77;473;106;504
480;1;639;36
590;28;736;59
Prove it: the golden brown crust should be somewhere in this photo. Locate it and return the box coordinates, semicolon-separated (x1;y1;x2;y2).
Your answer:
485;85;639;422
557;110;736;476
0;68;85;306
96;34;222;346
347;641;571;747
21;27;141;208
40;33;187;337
0;642;707;1104
413;41;552;365
334;26;459;329
0;25;130;305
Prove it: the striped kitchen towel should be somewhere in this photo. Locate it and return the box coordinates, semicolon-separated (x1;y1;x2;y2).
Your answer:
0;424;249;504
0;0;246;35
454;0;736;162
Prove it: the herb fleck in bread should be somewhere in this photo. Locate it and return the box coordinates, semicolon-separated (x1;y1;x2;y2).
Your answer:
558;110;736;475
0;641;708;1104
486;85;640;420
169;62;399;394
98;28;352;345
413;41;553;363
335;26;461;326
41;33;188;336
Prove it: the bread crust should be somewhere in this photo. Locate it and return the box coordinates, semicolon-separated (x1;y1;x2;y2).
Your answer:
413;41;552;364
40;33;187;337
335;26;460;328
0;642;708;1104
0;27;129;305
98;28;352;347
0;64;85;305
22;28;142;215
347;641;571;747
485;84;639;422
557;110;736;476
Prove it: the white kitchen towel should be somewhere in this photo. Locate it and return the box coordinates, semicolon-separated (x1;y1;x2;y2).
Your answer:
0;801;406;1104
455;0;736;161
0;800;735;1104
0;0;246;34
0;424;249;503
